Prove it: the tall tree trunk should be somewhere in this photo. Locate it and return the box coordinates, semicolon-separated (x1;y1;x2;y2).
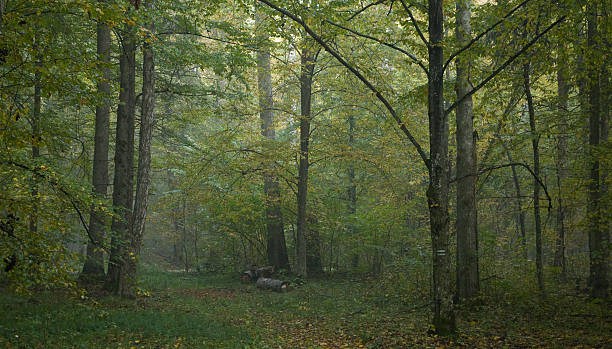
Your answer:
124;0;155;293
553;44;569;281
255;9;290;272
347;113;358;268
29;41;41;233
296;45;318;277
586;2;608;299
428;0;455;335
106;19;137;295
524;62;545;296
455;0;479;301
82;0;111;278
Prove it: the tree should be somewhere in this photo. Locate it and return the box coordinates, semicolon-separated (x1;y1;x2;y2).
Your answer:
255;7;290;272
82;0;112;279
454;0;479;301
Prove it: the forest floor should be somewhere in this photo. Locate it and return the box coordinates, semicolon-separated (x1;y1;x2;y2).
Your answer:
0;268;610;348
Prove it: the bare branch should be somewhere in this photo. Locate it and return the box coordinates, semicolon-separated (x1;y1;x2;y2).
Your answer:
257;0;430;170
445;16;566;116
348;0;388;21
325;19;428;74
398;0;429;47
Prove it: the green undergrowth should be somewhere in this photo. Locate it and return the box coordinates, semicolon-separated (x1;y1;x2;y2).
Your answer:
0;269;609;348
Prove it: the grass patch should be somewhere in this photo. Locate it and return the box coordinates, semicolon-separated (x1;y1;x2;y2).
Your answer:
1;270;609;348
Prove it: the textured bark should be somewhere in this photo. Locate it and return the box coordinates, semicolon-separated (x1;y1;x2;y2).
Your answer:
524;63;545;297
454;0;479;301
256;9;290;272
553;45;569;281
82;1;111;277
586;3;608;299
124;0;155;293
428;0;455;335
106;20;136;295
296;45;316;277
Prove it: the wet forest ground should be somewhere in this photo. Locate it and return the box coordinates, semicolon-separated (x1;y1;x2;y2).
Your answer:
0;268;610;348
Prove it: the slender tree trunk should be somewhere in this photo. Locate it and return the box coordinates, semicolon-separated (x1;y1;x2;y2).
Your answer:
455;0;479;301
553;44;569;281
106;19;136;295
29;41;41;234
428;0;455;335
255;9;290;272
524;63;545;297
502;144;527;255
82;1;111;277
296;45;318;277
124;0;155;293
347;113;358;268
586;2;608;299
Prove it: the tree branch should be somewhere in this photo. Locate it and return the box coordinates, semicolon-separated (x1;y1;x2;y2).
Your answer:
347;0;388;21
445;16;566;116
443;0;532;72
324;19;428;74
257;0;430;170
398;0;429;47
450;162;552;210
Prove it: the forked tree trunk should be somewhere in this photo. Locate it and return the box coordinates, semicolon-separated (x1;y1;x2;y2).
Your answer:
455;0;479;301
82;0;111;278
428;0;455;335
106;19;136;295
124;0;155;293
255;8;290;272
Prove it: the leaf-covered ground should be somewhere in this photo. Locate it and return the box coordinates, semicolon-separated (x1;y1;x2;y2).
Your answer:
0;270;609;348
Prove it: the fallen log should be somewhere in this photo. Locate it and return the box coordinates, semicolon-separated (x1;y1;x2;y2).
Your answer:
256;277;290;292
241;266;274;283
241;270;256;283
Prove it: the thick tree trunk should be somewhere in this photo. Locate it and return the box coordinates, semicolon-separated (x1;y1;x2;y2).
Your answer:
428;0;455;335
124;0;155;293
82;1;111;278
296;45;316;277
586;3;608;299
524;63;545;296
106;20;136;295
553;45;569;281
256;10;290;272
454;0;479;301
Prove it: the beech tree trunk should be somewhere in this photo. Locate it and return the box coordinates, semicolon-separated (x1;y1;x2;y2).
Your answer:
586;2;608;299
553;44;569;281
125;0;155;293
82;1;111;277
296;45;317;277
428;0;455;334
255;9;290;272
524;62;545;297
106;19;136;295
454;0;479;301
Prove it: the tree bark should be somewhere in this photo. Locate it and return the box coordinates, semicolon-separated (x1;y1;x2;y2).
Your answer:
524;62;545;297
428;0;455;335
454;0;479;301
82;0;111;278
296;44;316;277
553;43;569;281
255;9;290;272
124;0;155;293
586;2;608;299
106;19;137;295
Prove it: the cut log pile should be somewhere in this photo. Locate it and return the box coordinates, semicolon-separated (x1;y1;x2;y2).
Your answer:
240;265;291;292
